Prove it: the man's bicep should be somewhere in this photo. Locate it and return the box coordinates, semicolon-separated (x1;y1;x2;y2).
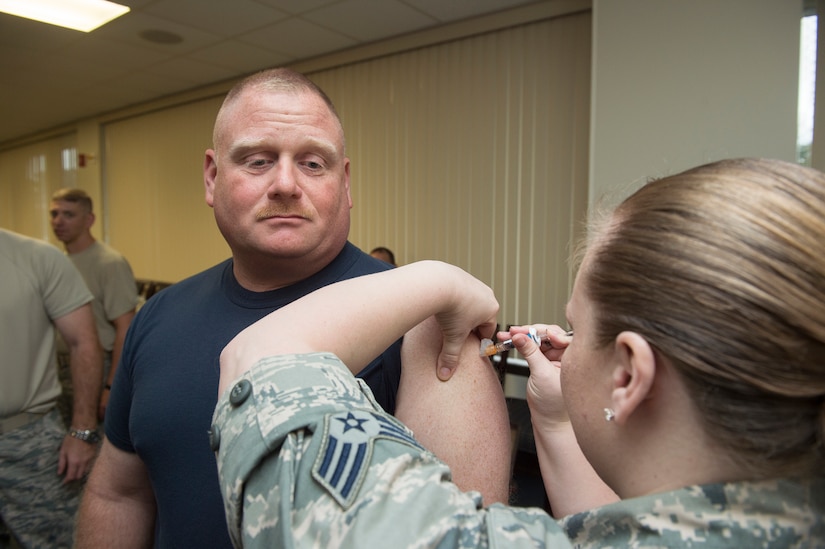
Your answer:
88;439;153;497
53;303;97;347
77;440;156;547
111;310;136;333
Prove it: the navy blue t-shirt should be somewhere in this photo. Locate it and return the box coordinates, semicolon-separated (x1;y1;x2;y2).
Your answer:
105;243;401;548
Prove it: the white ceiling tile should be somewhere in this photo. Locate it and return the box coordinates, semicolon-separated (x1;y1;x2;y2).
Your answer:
254;0;342;16
51;35;171;74
188;40;292;73
0;86;89;133
304;0;437;42
401;0;539;22
143;0;290;36
91;12;224;54
0;12;84;52
240;17;356;59
142;56;240;85
22;57;127;88
102;70;198;96
117;0;160;10
0;44;47;70
57;89;138;117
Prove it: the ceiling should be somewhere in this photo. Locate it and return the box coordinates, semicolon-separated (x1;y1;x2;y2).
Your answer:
0;0;541;146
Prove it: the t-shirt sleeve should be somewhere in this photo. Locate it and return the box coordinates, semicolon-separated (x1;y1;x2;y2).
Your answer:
38;243;93;319
100;256;138;320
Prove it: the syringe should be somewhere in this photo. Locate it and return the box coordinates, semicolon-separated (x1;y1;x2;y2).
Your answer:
479;327;572;357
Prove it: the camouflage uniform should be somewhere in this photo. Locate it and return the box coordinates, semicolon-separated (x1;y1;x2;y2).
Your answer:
560;479;825;548
212;353;569;548
0;409;84;549
1;229;95;549
212;353;825;548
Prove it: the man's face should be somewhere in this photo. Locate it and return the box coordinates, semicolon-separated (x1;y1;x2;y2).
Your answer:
49;200;91;245
204;87;352;265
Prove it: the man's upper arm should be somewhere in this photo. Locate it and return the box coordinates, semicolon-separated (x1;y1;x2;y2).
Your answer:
77;439;156;548
112;310;136;335
53;302;98;348
87;439;153;499
395;317;512;505
37;240;93;319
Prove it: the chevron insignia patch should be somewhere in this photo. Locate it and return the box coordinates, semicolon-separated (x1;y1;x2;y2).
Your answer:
312;409;423;508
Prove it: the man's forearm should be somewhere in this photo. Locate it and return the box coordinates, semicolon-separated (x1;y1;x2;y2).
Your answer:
70;340;103;428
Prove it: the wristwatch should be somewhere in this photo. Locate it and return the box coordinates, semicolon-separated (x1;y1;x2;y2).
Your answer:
69;428;101;444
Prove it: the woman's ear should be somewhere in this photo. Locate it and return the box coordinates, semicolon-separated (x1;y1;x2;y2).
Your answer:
609;331;656;425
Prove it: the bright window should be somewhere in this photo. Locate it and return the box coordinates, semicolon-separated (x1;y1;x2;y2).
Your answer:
798;14;817;165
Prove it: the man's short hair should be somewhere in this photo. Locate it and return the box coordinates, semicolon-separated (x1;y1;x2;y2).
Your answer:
51;188;93;213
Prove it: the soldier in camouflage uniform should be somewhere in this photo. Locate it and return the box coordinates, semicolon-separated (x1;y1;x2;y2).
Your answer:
0;229;103;548
213;159;825;548
213;353;571;548
213;355;825;548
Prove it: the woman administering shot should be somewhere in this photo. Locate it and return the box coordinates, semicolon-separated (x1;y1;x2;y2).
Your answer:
214;157;825;547
505;157;825;543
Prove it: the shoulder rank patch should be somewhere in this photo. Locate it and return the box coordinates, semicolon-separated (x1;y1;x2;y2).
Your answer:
312;409;424;509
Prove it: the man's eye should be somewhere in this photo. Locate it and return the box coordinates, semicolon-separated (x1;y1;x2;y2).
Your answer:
246;158;270;169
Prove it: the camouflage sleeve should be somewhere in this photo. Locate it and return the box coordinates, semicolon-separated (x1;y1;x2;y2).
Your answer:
211;352;573;548
560;477;825;547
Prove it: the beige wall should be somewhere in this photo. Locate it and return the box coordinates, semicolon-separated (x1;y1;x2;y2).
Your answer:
0;133;79;243
103;97;227;282
590;0;803;210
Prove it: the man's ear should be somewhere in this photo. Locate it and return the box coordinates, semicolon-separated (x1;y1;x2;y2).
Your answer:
204;150;217;207
610;331;656;425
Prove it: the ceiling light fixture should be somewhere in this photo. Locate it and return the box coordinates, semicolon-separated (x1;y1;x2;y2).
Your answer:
0;0;130;32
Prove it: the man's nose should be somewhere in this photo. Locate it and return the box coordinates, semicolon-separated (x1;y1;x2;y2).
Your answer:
266;163;301;198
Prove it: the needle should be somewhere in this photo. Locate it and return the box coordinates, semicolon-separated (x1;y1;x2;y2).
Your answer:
479;327;573;357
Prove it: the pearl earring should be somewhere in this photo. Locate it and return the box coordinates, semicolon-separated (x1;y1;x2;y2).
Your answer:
603;408;616;422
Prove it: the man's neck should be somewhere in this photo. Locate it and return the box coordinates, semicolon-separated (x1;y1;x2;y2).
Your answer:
65;233;96;255
232;248;342;292
233;261;315;292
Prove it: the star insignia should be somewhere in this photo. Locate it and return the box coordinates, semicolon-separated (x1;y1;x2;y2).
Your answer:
335;411;369;434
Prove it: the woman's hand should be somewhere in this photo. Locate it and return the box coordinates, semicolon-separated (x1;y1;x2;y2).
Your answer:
505;324;572;428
